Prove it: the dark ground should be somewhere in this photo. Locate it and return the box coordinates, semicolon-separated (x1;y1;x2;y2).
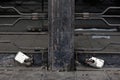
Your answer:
0;67;119;80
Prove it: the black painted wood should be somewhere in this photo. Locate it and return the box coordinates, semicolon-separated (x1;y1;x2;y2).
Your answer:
48;0;74;70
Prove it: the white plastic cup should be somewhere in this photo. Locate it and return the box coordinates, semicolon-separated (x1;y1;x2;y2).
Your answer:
87;57;104;68
15;51;30;64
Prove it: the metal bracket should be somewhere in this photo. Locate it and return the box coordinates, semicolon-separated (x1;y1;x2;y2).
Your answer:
75;7;120;26
0;6;47;26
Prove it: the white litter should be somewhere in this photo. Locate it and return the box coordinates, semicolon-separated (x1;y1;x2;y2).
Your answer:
87;57;104;68
15;51;30;64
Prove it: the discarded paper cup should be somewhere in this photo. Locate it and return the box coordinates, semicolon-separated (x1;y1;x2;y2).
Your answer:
15;51;30;64
86;57;104;68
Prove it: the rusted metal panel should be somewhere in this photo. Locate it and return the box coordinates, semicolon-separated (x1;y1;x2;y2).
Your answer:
48;0;74;70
